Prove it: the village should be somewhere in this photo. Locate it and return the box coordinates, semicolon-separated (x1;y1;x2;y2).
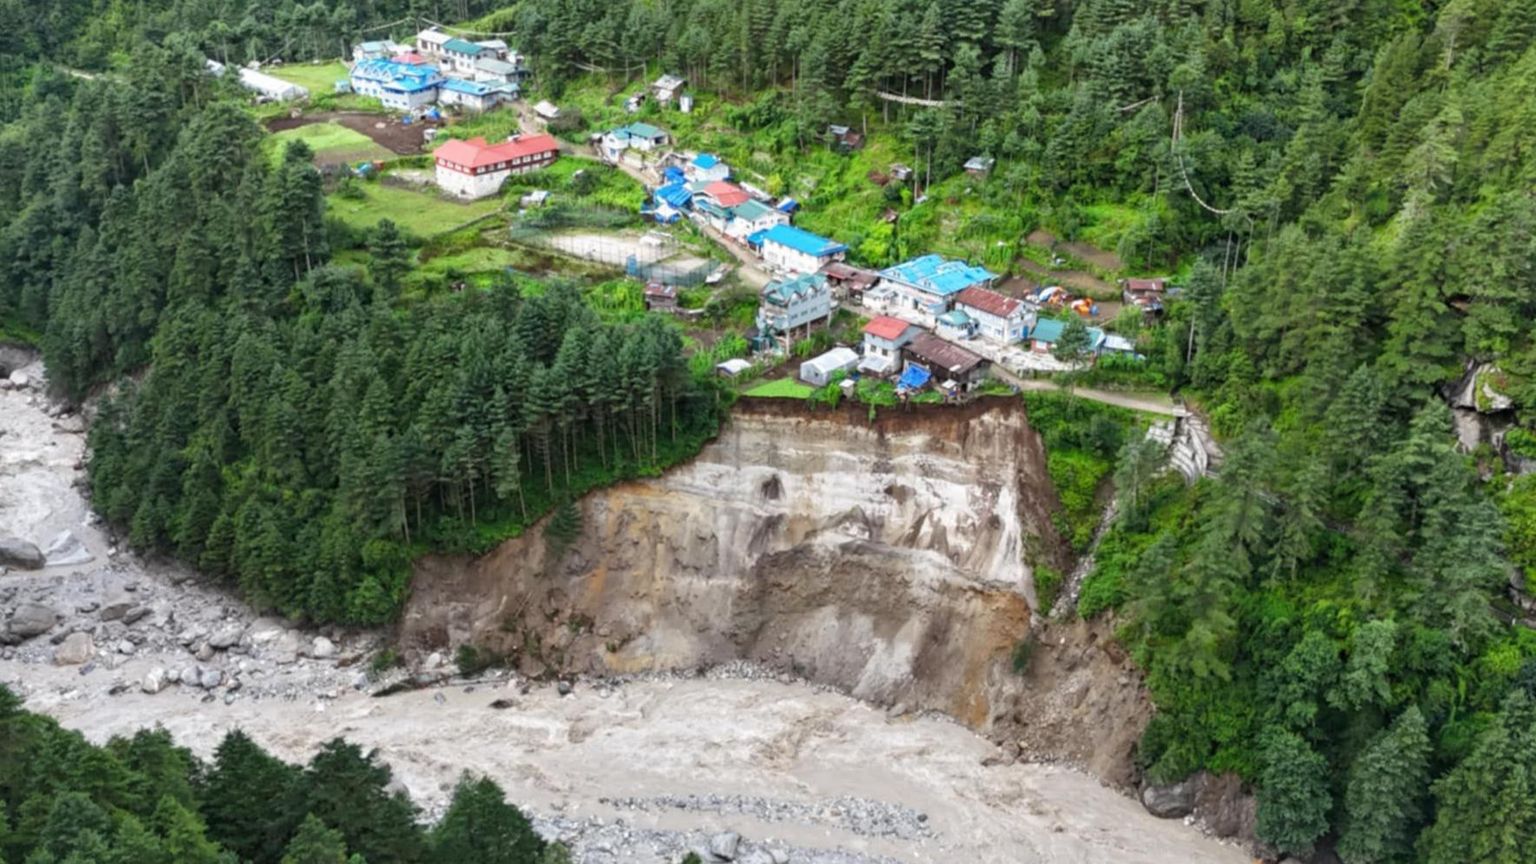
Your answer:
229;24;1172;406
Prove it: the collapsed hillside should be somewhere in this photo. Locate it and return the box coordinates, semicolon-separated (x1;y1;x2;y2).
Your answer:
402;396;1150;768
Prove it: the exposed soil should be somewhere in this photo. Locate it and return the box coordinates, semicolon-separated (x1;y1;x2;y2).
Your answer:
1014;260;1117;302
1026;229;1125;274
264;110;431;155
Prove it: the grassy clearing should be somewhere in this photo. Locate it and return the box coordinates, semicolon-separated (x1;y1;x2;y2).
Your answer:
743;378;815;398
327;182;503;238
267;123;393;166
267;61;350;94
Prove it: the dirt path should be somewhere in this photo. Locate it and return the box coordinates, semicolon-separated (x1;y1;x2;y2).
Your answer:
993;369;1180;416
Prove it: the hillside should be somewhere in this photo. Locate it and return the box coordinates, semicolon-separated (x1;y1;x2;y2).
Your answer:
5;0;1536;862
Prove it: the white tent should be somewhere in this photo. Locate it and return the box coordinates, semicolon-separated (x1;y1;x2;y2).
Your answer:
715;358;752;377
799;347;859;387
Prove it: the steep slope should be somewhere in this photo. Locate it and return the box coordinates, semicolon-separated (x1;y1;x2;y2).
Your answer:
403;396;1068;729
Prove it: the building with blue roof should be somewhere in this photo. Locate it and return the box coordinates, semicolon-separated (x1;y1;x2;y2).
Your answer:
877;254;998;315
758;224;848;274
350;59;445;110
1028;318;1107;357
686;152;730;183
437;77;515;112
601;123;670;161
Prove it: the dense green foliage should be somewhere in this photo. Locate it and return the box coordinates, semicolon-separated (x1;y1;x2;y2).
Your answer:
0;9;723;626
0;685;556;864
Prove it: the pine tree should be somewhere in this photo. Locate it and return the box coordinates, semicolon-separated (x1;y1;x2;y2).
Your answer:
281;815;349;864
428;776;544;864
1255;727;1332;857
1422;693;1536;864
1337;706;1430;864
201;730;304;864
301;740;423;864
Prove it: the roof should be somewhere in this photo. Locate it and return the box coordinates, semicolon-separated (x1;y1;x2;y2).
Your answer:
822;262;879;285
692;153;720;169
938;309;973;327
534;100;560;117
612;122;666;140
964;155;995;170
695;199;728;219
1125;277;1168;292
1031;318;1066;344
803;347;860;374
238;68;306;96
907;333;985;375
441;78;494;95
1103;334;1137;354
731;199;776;222
760;224;847;258
654;182;692;209
653;74;686;90
716;358;752;376
443;37;483;55
351;59;442;92
417;28;450;44
704;181;749;207
880;255;996;297
864;316;914;341
476;57;519;75
762;272;828;306
391;52;429;65
477;39;509;51
359;41;390;52
434;134;559;170
955;286;1023;319
898;364;932;390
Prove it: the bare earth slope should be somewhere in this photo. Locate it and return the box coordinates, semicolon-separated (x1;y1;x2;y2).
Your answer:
2;360;1245;863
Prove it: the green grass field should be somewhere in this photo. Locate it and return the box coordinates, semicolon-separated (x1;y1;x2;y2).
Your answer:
268;123;393;166
327;182;503;239
268;61;350;94
743;378;814;398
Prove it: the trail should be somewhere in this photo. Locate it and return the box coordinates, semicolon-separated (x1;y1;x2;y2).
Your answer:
0;353;1245;864
989;366;1181;416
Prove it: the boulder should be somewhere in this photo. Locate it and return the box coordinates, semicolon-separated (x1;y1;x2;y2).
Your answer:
98;597;136;622
7;602;59;639
198;667;224;689
269;631;303;664
244;618;288;646
0;538;45;571
8;370;29;389
310;636;338;659
708;831;741;862
739;850;775;864
1191;772;1256;840
1141;779;1197;819
53;632;96;665
43;531;93;567
122;606;152;625
195;642;215;662
141;667;169;694
53;414;87;434
208;625;244;650
116;639;136;655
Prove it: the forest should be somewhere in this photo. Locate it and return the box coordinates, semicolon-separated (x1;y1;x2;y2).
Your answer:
5;0;1536;861
0;684;561;864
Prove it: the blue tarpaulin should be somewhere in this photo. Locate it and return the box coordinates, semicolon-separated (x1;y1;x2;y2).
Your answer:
776;198;800;212
663;166;686;184
898;365;931;391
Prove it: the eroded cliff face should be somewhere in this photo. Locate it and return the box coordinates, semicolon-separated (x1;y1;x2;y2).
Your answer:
402;397;1069;730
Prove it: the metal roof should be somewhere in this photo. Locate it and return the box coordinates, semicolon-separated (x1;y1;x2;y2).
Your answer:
879;254;996;297
731;199;775;221
906;332;985;375
692;153;720;168
613;122;666;140
761;272;828;306
440;78;493;95
443;37;483;55
759;224;847;258
864;316;913;341
351;59;442;93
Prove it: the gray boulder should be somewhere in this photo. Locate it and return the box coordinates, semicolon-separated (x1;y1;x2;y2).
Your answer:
98;597;136;622
53;632;96;665
7;602;59;639
708;831;741;862
43;531;93;567
122;606;152;625
739;850;776;864
0;538;45;571
199;668;224;689
1141;779;1197;819
141;667;169;694
208;625;244;650
310;636;337;659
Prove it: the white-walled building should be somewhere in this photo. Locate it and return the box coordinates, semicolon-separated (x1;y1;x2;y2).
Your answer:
800;347;860;386
434;134;560;199
757;272;833;344
860;316;919;376
954;285;1032;344
724;199;788;241
415;28;452;56
685;153;730;183
349;59;443;111
600;122;669;160
755;224;847;275
238;67;307;101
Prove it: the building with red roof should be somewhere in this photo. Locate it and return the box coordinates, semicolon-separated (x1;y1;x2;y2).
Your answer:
701;181;750;208
954;285;1032;344
434;134;560;199
860;316;920;376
